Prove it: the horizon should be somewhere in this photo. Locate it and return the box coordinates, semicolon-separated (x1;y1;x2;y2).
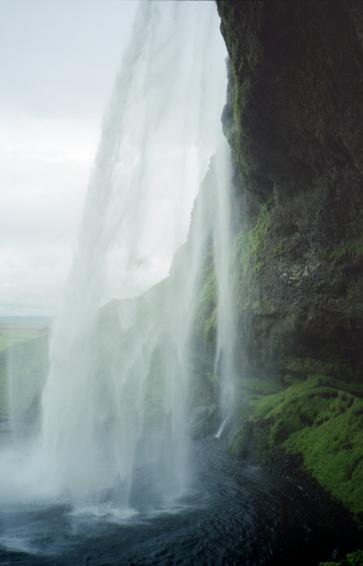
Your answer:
0;0;137;317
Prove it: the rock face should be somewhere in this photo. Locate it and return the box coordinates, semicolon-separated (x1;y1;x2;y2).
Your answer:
216;0;363;381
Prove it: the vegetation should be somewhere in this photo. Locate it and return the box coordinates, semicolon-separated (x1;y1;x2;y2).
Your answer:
321;236;363;262
0;327;45;352
231;374;363;522
197;257;217;343
235;203;271;276
320;549;363;566
234;202;271;310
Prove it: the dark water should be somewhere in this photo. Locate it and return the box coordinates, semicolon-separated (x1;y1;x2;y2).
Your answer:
0;438;353;566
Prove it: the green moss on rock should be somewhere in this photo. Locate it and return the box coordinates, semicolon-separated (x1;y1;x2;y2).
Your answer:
235;203;271;274
285;396;363;518
323;237;363;262
231;374;363;521
320;549;363;566
234;202;271;310
196;258;217;344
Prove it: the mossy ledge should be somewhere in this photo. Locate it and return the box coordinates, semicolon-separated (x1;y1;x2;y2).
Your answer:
230;373;363;525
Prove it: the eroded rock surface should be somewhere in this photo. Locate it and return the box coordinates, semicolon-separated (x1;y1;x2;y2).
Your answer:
217;0;363;380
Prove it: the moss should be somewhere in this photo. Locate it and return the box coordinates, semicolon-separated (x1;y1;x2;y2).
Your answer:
285;398;363;518
321;237;363;262
198;198;273;325
231;66;242;160
204;308;217;343
207;372;218;384
199;264;217;308
320;549;363;565
232;374;363;520
235;203;271;273
196;258;217;344
234;202;271;309
271;240;285;257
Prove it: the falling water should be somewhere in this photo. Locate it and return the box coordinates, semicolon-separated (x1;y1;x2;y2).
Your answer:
214;416;229;439
211;141;237;421
0;1;238;515
38;1;228;510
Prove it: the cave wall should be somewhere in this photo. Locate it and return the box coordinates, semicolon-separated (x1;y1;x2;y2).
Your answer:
216;0;363;381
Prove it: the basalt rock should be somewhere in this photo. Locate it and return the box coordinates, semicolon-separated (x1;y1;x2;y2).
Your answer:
216;0;363;381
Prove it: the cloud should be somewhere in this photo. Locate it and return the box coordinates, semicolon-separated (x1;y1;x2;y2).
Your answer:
0;1;137;316
0;112;94;314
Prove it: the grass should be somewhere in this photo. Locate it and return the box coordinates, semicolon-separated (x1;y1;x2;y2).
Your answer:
285;393;363;517
0;327;45;352
232;374;363;521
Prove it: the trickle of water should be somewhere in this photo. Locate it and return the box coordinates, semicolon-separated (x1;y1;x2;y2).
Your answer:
214;417;229;439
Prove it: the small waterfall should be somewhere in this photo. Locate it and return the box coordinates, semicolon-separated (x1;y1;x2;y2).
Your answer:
214;416;229;439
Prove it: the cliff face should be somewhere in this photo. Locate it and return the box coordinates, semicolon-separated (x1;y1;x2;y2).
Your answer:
217;0;363;381
211;1;363;524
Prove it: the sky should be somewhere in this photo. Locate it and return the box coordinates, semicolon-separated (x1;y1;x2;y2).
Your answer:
0;0;137;317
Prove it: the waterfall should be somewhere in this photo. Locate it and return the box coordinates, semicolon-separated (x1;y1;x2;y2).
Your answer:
211;142;237;420
0;1;237;514
214;416;229;439
37;1;227;510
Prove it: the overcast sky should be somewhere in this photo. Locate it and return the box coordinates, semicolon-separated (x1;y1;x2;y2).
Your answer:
0;0;137;317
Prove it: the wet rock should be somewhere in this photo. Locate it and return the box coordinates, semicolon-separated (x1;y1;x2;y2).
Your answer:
217;0;363;380
189;404;218;439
